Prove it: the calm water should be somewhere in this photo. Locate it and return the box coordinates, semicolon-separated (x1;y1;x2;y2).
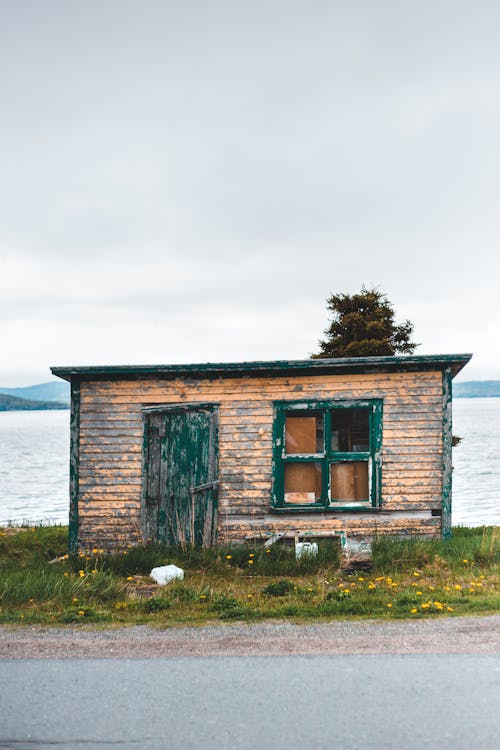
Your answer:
0;400;498;526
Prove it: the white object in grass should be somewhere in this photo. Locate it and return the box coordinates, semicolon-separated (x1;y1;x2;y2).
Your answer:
150;564;184;585
295;542;318;560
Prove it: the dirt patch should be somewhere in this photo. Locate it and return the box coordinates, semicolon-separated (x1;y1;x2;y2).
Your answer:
1;614;499;659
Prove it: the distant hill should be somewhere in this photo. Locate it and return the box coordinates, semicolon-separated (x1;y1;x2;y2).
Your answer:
0;381;70;404
0;393;69;411
453;381;500;398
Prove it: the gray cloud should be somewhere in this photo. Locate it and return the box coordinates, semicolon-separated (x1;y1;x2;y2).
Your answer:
1;1;499;383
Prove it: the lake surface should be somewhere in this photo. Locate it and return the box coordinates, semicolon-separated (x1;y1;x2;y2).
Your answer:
0;399;498;527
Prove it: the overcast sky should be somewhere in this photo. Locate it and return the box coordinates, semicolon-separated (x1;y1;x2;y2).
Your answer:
1;0;499;386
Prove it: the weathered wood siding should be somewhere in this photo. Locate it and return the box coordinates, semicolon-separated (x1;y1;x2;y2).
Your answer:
76;370;444;549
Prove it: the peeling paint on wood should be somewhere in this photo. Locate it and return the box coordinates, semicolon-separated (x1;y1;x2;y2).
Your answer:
54;362;470;552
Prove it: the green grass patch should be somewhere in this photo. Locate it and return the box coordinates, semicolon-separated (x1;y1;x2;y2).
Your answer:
0;525;498;626
371;526;499;573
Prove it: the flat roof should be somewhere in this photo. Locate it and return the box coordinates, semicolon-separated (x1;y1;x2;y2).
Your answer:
51;353;472;381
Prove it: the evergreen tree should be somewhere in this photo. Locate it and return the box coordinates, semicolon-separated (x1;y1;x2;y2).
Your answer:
312;286;417;358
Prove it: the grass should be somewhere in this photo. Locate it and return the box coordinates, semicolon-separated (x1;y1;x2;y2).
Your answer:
0;525;498;626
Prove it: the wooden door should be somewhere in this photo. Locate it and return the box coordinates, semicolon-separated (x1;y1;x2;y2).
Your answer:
142;405;219;547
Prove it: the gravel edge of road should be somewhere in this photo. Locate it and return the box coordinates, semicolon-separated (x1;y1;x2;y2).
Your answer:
1;614;499;658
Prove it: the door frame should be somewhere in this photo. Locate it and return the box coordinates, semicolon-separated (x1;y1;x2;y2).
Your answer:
141;402;220;546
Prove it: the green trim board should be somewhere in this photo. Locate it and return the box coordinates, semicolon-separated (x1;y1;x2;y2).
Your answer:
442;368;453;539
271;398;383;512
142;402;220;413
51;353;472;382
69;378;80;554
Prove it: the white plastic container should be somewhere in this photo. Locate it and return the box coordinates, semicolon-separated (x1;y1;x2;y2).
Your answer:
150;564;184;585
295;542;318;560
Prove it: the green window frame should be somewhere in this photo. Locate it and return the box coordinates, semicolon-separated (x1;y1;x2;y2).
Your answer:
271;399;383;511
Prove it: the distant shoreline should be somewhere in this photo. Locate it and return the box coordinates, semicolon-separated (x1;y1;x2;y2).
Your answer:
0;394;68;412
0;406;70;412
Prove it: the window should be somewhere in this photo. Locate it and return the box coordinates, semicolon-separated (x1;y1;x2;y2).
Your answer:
272;399;382;510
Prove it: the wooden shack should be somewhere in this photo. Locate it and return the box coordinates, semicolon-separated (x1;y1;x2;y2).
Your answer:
51;354;471;553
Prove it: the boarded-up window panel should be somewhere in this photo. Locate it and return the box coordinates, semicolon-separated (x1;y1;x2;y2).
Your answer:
285;416;321;454
285;462;321;504
330;461;369;502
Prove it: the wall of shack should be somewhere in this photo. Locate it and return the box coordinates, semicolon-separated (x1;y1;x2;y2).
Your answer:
75;369;445;550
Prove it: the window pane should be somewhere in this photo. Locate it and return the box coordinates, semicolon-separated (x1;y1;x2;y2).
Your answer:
330;461;369;502
285;414;323;454
285;462;322;504
331;409;369;452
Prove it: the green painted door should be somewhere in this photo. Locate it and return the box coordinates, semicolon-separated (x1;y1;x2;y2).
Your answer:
143;406;219;547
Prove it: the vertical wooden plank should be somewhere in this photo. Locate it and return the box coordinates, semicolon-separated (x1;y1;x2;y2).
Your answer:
201;409;219;547
271;404;284;507
141;413;161;543
69;378;80;554
442;367;453;538
372;399;383;508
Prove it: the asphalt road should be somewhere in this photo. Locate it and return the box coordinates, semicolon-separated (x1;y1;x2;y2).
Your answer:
1;654;499;750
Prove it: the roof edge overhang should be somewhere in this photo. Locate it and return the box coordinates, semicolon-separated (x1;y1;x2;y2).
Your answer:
51;353;472;382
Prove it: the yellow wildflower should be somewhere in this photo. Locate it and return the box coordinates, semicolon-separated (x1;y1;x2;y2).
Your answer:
249;553;255;557
454;584;462;590
199;595;206;600
265;549;271;554
413;571;420;577
387;603;393;608
447;606;454;612
126;576;133;581
226;555;232;560
462;559;468;563
248;559;254;565
79;570;85;577
78;610;85;616
416;591;422;596
72;597;78;603
357;577;364;581
410;608;417;614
